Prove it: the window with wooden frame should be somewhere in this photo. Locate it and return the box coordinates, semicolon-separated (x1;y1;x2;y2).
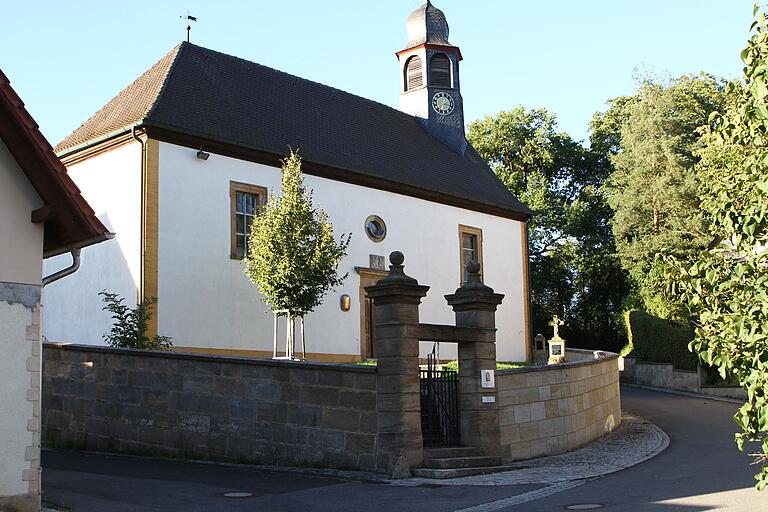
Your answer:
458;225;483;284
230;181;267;259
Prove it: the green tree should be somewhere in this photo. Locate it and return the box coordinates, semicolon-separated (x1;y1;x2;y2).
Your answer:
99;291;172;350
468;108;629;351
665;6;768;489
601;74;727;319
244;151;350;334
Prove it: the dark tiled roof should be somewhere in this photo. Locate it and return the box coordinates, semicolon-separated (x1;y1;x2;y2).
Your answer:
56;42;531;219
56;45;181;153
0;69;111;257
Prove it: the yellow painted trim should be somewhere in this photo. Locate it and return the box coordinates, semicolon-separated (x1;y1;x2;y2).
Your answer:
172;346;363;363
143;138;160;339
357;268;388;360
521;222;532;362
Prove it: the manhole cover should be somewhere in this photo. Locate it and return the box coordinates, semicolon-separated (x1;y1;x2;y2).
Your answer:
565;505;604;510
222;492;254;498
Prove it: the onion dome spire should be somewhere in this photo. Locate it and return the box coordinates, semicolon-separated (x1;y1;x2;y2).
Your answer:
406;0;451;47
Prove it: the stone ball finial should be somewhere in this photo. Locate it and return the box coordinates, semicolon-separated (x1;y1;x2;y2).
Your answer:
467;260;481;275
390;251;405;266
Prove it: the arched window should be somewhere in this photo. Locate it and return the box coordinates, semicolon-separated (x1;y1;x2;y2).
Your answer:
404;56;423;91
429;54;452;88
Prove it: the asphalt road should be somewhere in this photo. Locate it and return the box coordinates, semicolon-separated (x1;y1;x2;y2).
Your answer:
41;452;542;511
42;386;766;511
512;386;765;512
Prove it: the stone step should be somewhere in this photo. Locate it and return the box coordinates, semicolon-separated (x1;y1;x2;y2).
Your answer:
411;465;510;479
422;446;483;459
421;455;503;469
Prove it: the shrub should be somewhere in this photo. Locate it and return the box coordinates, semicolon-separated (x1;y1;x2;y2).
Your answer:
100;291;172;351
623;310;697;371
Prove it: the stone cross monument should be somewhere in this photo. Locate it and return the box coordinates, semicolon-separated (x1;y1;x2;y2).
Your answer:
547;314;567;365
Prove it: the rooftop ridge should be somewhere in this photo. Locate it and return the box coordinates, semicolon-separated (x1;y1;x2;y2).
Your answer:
181;42;427;127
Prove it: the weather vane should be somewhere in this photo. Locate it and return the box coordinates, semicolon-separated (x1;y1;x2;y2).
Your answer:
180;11;197;43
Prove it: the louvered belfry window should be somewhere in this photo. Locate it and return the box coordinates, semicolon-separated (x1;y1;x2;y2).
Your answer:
430;54;452;88
405;56;423;91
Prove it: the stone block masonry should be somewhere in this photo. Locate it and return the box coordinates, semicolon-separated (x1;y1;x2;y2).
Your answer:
497;348;621;462
41;344;378;472
620;357;746;400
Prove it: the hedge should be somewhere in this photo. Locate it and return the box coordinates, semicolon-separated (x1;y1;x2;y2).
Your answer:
623;310;698;371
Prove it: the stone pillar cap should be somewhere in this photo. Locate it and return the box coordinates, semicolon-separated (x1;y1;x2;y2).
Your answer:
445;261;504;310
365;251;429;301
376;251;418;286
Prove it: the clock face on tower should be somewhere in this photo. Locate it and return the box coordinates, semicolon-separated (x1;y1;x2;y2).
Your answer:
432;92;455;116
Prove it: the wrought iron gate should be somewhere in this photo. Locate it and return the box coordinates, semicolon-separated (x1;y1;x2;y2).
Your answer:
420;352;460;447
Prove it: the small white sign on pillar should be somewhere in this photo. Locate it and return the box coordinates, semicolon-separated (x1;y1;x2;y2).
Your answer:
480;369;495;389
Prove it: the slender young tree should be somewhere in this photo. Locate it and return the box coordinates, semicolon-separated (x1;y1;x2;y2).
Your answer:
243;151;350;353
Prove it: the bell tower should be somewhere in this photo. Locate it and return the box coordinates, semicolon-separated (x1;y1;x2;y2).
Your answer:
398;0;467;155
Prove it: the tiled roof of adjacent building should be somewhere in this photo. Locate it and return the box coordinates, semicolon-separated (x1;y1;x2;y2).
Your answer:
55;42;531;220
0;69;111;257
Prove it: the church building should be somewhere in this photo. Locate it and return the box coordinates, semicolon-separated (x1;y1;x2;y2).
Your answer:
43;1;533;362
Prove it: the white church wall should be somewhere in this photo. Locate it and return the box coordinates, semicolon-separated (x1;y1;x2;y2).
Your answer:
157;142;528;362
43;142;142;344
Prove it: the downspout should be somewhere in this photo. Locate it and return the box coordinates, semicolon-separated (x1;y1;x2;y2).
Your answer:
132;125;147;302
41;233;116;287
42;249;81;286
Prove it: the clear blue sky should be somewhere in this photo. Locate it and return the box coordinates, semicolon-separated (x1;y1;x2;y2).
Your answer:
1;1;752;146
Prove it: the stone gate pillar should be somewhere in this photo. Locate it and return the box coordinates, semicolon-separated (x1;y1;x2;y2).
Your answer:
365;252;429;477
445;261;504;455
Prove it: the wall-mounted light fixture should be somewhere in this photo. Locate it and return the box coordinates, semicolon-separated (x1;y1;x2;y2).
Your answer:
340;294;351;312
196;149;210;161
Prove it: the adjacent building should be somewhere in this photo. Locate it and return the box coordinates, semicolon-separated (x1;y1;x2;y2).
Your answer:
0;69;110;512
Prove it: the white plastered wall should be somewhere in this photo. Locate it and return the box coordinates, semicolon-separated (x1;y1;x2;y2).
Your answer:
157;142;528;362
0;139;43;504
43;142;142;344
0;139;43;284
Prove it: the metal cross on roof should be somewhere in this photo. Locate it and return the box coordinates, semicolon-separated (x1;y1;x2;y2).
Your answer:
548;314;565;339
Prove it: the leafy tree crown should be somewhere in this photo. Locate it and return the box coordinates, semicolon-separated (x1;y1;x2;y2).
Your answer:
664;4;768;489
244;151;350;315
